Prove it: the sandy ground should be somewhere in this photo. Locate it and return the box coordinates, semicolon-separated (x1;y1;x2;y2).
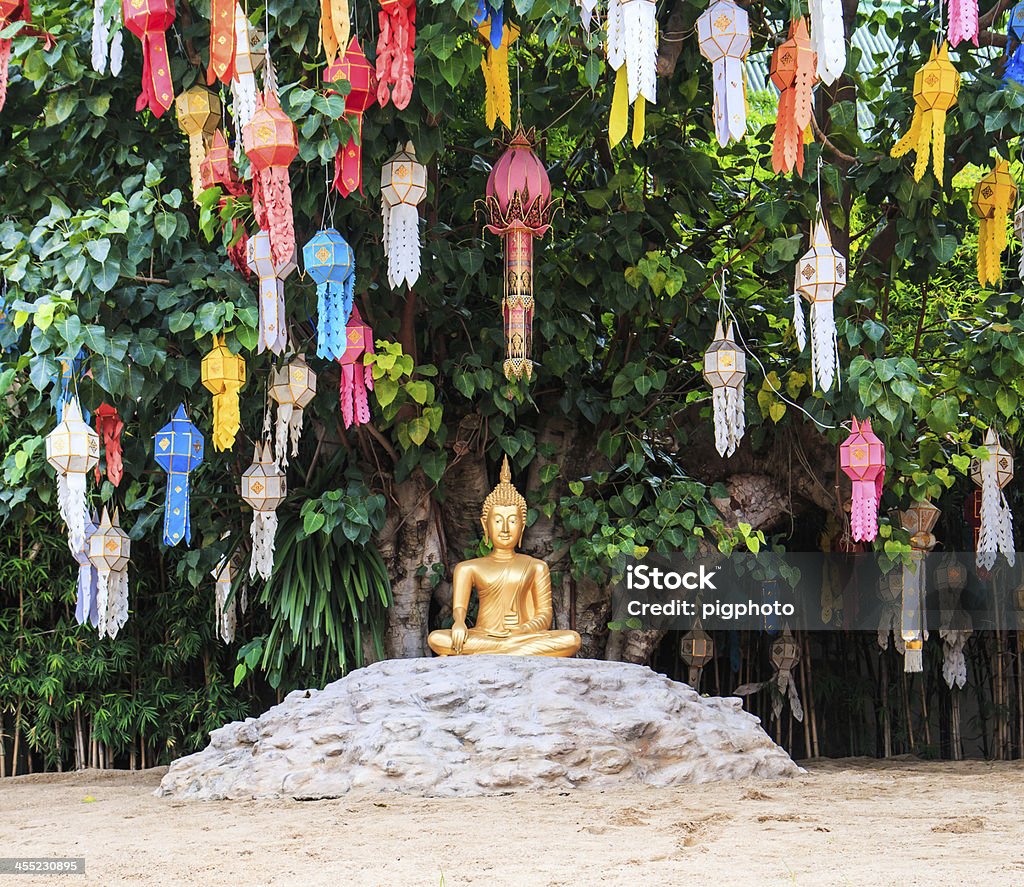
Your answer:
1;758;1023;886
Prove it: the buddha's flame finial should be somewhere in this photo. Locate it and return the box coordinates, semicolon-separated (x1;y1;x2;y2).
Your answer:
482;455;527;523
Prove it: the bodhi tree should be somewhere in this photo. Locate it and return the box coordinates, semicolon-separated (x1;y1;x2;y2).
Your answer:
2;0;1024;688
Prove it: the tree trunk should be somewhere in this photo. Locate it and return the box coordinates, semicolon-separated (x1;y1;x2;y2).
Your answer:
378;470;444;658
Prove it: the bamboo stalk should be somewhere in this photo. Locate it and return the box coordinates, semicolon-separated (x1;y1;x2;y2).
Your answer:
11;700;22;778
920;671;931;751
881;649;891;758
1016;631;1024;760
0;710;6;779
902;667;915;752
798;633;811;759
55;721;63;773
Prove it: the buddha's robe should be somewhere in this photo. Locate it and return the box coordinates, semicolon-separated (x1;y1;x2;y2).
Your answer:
427;555;581;657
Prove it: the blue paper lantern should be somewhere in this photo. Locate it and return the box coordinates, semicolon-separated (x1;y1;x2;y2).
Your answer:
153;404;205;546
473;0;505;48
303;228;355;362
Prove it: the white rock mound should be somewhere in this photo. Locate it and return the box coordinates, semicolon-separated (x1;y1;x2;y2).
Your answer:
157;656;802;800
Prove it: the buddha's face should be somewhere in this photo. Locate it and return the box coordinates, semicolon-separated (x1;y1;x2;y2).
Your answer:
483;504;524;551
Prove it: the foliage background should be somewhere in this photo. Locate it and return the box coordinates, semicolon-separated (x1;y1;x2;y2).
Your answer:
3;0;1024;769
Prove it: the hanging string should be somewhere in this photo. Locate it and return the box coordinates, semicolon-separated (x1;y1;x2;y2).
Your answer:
714;269;850;432
816;154;824;218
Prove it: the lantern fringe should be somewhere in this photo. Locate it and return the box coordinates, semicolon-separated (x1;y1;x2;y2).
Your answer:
57;472;89;554
110;29;124;75
792;289;807;351
317;280;354;361
809;298;839;392
187;134;206;203
319;0;351;63
257;274;286;355
255;167;297;267
339;362;373;428
249;511;279;581
376;0;415;110
96;569;111;639
712;57;747;146
850;479;880;542
214;559;237;643
948;0;979;47
273;402;295;466
211;383;243;451
940;629;970;689
231;75;259;162
91;0;109;73
578;0;598;29
977;459;1015;569
809;0;846;85
383;202;421;288
712;386;744;458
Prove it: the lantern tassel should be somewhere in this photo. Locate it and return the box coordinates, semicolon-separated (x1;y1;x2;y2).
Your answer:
57;472;89;554
850;479;879;542
249;511;279;581
215;565;237;643
257;274;286;355
809;0;845;85
107;568;130;639
274;401;293;466
211;383;242;452
208;0;237;84
383;202;421;288
948;0;979;47
0;38;10;112
376;0;416;110
111;29;124;75
809;298;838;392
96;569;112;639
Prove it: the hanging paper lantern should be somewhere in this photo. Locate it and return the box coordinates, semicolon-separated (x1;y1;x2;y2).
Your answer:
1006;2;1024;88
877;568;902;653
121;0;176;117
680;619;714;688
770;18;816;176
87;508;131;639
891;44;959;187
94;403;124;487
899;499;939;672
175;86;221;203
808;0;845;85
303;228;355;362
839;417;885;543
381;142;427;289
153;404;204;546
45;397;99;553
949;0;978;48
73;513;100;629
207;0;236;85
697;0;750;148
242;441;286;581
243;86;298;266
269;355;317;466
972;427;1015;570
482;125;556;381
477;19;518;130
202;335;246;451
793;216;844;393
703;320;746;458
247;229;296;356
770;627;803;721
338;306;375;429
319;0;349;63
230;6;263;153
972;159;1017;288
375;0;416;110
607;0;656;148
325;37;376;197
211;553;237;643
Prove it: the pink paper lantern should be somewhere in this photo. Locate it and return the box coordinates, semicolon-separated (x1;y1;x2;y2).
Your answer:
840;417;885;542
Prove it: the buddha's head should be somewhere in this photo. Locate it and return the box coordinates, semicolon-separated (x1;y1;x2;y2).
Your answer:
481;456;528;551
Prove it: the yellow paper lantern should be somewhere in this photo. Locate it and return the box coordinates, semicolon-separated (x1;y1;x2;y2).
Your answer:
972;160;1017;288
175;86;222;203
202;335;246;452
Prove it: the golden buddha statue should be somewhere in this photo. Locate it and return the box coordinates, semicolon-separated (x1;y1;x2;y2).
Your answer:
427;457;582;658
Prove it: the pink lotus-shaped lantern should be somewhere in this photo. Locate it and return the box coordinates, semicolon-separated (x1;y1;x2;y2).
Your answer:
840;417;886;542
481;125;557;381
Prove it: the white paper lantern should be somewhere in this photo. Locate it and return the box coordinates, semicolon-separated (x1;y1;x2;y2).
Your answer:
45;397;99;553
242;441;286;580
87;508;131;640
381;142;427;289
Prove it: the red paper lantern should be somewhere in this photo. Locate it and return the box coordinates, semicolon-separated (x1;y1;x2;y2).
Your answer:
94;403;124;488
338;306;375;428
122;0;176;117
207;0;236;85
376;0;415;110
840;417;886;543
0;0;41;111
243;87;298;267
482;125;556;380
325;37;376;197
